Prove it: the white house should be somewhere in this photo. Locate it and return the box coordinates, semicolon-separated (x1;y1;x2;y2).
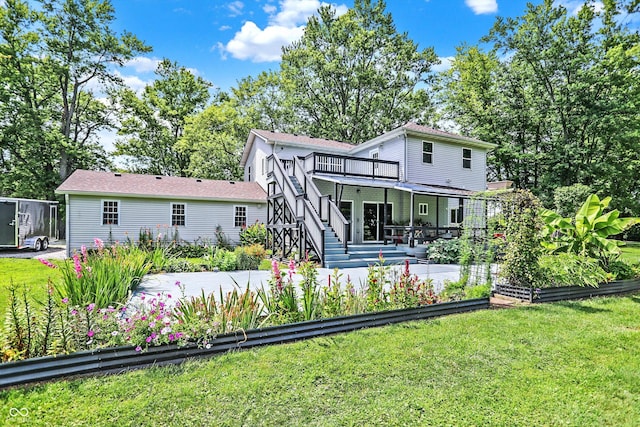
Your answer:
241;122;496;267
56;170;266;255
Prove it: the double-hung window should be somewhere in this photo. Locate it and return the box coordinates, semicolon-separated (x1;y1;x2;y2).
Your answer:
102;200;119;225
463;148;472;169
234;206;247;227
422;141;433;164
171;203;186;226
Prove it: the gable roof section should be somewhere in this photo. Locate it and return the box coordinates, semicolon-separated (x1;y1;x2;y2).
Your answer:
56;170;266;203
241;129;354;166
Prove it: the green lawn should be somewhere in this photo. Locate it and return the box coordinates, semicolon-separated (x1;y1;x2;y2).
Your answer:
2;294;640;426
621;241;640;264
0;259;61;317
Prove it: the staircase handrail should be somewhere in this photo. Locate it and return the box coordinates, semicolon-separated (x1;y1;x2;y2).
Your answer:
293;156;348;252
268;154;303;219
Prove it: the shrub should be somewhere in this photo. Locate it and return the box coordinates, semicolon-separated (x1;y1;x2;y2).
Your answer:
427;238;461;264
208;248;237;271
214;225;233;250
234;247;262;271
40;239;152;308
239;222;267;246
606;259;639;280
538;253;610;288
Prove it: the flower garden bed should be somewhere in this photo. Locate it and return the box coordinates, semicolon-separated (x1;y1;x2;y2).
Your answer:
0;298;489;389
493;279;640;303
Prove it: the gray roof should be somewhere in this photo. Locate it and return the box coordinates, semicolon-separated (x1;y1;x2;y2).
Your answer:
56;170;266;202
251;129;354;151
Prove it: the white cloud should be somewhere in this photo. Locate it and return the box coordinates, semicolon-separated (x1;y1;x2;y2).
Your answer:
465;0;497;15
432;56;454;73
218;0;348;63
219;25;232;31
224;21;304;62
228;1;244;17
124;57;161;74
554;1;604;15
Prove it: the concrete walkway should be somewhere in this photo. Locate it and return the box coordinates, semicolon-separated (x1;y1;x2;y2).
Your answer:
135;263;462;300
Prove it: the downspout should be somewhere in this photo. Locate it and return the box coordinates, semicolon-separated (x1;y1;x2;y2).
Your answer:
402;129;408;182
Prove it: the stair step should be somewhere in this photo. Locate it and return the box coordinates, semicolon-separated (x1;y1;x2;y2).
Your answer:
325;257;417;269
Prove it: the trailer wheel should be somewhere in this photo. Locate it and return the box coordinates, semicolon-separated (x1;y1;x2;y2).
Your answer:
34;239;42;251
41;238;49;251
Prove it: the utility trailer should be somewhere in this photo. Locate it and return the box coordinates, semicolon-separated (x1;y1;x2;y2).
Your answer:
0;197;58;251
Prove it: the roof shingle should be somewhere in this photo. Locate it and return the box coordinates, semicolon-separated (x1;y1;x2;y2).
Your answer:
56;170;266;202
252;129;354;151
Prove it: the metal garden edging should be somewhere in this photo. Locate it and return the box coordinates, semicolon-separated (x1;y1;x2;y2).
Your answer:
0;298;490;389
494;278;640;303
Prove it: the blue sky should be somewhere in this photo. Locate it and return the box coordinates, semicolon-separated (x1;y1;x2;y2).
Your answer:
108;0;581;93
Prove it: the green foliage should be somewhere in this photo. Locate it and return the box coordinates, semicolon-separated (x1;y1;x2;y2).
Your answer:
214;225;233;251
538;253;610;288
604;260;639;281
439;1;640;213
207;248;237;272
114;59;211;176
52;241;151;308
298;258;321;321
553;184;593;218
426;238;460;264
541;194;640;267
499;190;545;287
279;0;439;143
239;222;267;247
234;245;264;271
4;296;640;425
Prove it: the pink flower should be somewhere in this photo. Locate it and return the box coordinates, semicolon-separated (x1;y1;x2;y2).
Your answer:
72;254;82;278
71;309;78;315
87;303;96;312
87;330;95;337
37;258;57;269
81;245;88;262
135;346;142;352
146;336;152;343
94;238;104;250
61;297;69;304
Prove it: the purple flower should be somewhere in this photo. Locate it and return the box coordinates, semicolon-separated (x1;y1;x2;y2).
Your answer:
135;345;142;352
146;336;152;343
71;309;78;315
61;297;69;304
175;281;181;287
87;303;96;312
87;330;95;337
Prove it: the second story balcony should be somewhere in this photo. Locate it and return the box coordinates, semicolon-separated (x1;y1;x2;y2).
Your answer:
301;152;399;180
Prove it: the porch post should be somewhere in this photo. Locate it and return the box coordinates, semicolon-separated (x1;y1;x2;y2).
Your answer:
436;197;440;236
383;188;388;245
409;192;415;248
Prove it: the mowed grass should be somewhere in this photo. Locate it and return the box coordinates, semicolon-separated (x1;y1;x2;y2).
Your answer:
621;241;640;264
2;295;640;426
0;258;61;317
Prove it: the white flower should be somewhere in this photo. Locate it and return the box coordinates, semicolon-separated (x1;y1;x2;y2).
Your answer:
111;331;118;336
161;326;172;335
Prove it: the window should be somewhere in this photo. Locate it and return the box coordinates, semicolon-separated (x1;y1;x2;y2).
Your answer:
419;203;429;216
261;157;266;175
102;200;119;225
422;141;433;164
463;148;472;169
171;203;186;226
247;166;252;181
234;206;247;227
450;208;463;225
370;149;379;160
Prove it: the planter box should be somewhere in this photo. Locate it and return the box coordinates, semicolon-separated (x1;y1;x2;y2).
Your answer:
494;279;640;303
0;298;490;389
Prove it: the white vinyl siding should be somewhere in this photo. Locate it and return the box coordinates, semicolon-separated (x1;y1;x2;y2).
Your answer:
67;196;265;253
405;137;487;190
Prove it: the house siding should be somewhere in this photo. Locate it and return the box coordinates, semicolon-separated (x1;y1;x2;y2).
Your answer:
405;136;487;190
245;136;272;191
67;195;266;253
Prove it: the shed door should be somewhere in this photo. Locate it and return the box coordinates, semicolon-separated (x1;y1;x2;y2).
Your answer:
0;201;17;246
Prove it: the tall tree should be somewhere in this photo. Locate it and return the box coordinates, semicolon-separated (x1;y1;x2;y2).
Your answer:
176;95;249;181
39;0;150;181
115;59;212;176
0;0;148;199
280;0;438;143
440;0;640;211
